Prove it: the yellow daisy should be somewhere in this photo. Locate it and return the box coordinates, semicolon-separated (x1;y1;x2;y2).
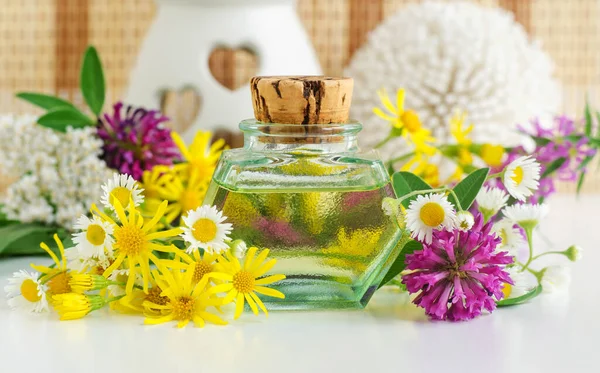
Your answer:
210;247;286;319
92;198;183;294
140;166;172;200
450;110;474;166
116;271;171;316
52;293;107;321
153;169;208;223
171;131;226;181
31;234;76;298
144;264;227;328
163;249;222;285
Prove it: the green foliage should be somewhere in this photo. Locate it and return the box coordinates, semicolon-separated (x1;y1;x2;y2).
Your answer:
0;223;57;257
584;100;593;137
541;157;567;178
392;171;432;208
37;107;96;132
448;168;489;210
80;46;106;116
14;45;105;132
496;284;543;307
16;93;74;111
378;239;422;289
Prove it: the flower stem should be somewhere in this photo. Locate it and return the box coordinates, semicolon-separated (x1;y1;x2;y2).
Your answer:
486;172;503;180
397;187;448;204
386;152;416;168
520;227;535;271
530;250;565;261
447;188;464;211
375;135;393;149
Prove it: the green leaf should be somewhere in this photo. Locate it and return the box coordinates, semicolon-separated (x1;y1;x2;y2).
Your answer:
0;223;55;257
496;284;543;307
392;171;432;208
584;100;593;137
541;157;567;178
596;111;600;137
588;137;600;147
80;46;105;116
378;239;422;289
16;92;75;111
531;136;552;147
448;168;489;210
576;171;586;194
37;107;95;132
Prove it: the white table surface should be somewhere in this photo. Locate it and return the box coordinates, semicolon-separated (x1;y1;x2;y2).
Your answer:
0;194;598;373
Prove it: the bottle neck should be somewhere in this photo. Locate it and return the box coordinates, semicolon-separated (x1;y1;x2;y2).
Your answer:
239;119;362;153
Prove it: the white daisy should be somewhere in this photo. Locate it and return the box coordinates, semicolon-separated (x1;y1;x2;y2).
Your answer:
72;215;115;258
4;270;49;313
476;186;509;219
181;205;233;253
100;174;144;211
405;193;457;244
456;211;474;231
502;266;532;299
491;218;525;255
503;156;541;201
541;265;571;293
503;203;549;230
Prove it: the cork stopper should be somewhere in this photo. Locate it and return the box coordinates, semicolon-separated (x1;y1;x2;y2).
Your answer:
250;76;353;124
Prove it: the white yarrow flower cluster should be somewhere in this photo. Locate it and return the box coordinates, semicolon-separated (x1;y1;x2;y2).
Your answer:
345;1;559;155
0;114;114;228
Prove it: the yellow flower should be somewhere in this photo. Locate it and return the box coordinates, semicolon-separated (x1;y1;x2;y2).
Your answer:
143;264;227;328
402;154;441;187
480;143;505;167
450;110;474;166
373;88;421;132
141;166;173;200
373;88;436;151
52;293;106;321
163;249;222;285
31;234;76;297
116;271;170;316
153;169;208;223
171;131;226;181
210;248;285;319
92;199;183;294
69;273;110;293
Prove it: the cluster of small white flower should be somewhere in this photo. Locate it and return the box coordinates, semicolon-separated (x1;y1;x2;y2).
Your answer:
0;114;114;228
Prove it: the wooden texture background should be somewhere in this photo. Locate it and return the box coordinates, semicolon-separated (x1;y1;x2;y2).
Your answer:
0;0;599;193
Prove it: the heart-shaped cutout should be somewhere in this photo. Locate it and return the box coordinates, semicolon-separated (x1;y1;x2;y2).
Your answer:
209;46;259;91
212;128;245;149
160;86;202;134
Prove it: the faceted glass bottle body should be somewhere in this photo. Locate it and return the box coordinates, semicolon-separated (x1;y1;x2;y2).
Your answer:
203;120;402;309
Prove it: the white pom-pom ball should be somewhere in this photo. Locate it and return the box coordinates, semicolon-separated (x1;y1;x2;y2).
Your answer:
345;1;560;156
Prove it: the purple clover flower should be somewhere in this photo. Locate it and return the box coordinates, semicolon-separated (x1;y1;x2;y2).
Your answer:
402;213;513;321
97;102;181;180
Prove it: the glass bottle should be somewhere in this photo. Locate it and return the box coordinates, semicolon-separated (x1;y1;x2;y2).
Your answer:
203;76;402;310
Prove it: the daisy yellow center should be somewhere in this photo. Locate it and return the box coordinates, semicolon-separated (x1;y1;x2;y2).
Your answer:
401;110;421;133
192;218;218;243
115;224;146;255
459;220;470;229
146;287;169;306
502;283;512;299
419;202;445;227
20;279;41;302
193;261;213;283
172;296;195;320
180;190;202;216
48;272;71;295
86;224;106;246
110;187;132;208
233;271;255;293
512;166;524;185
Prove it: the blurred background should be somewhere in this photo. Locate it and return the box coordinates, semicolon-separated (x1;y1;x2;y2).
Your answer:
0;0;598;192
